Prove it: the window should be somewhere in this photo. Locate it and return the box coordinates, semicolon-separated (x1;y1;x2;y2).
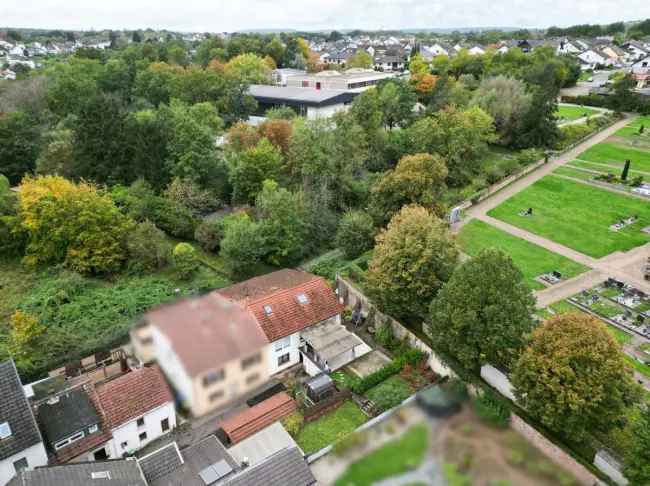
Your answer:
121;441;128;449
246;373;260;385
93;448;108;461
136;417;145;427
202;369;225;387
139;431;148;442
209;390;224;402
91;471;111;480
296;293;309;304
13;458;28;473
316;82;321;90
54;431;85;450
0;422;11;439
302;80;309;87
277;353;290;367
274;336;291;352
161;418;170;432
263;305;273;315
88;424;98;434
241;353;261;370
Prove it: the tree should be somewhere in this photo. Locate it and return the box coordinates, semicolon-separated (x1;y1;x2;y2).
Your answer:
512;313;642;440
164;177;221;216
229;138;284;204
429;249;535;372
335;210;376;259
7;310;46;374
219;213;265;275
127;221;172;273
624;406;650;485
258;118;293;155
265;36;286;66
173;242;200;279
195;217;229;252
18;176;133;274
409;53;430;76
0;111;41;185
409;106;496;186
365;205;459;320
256;180;307;266
226;122;261;152
377;80;417;129
35;128;75;179
470;76;532;145
225;53;271;84
347;50;373;69
370;153;448;224
517;82;560;149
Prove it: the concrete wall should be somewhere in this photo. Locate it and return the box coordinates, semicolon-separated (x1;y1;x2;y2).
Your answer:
307;103;349;119
594;450;628;486
335;276;455;378
510;414;605;486
151;327;194;409
480;364;516;402
0;442;48;486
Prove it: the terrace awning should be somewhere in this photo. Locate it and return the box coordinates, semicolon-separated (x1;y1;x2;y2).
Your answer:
301;321;365;362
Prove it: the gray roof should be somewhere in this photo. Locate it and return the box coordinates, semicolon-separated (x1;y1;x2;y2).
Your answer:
38;388;100;444
144;435;239;486
301;321;364;361
248;84;357;107
0;360;43;461
223;447;315;486
138;442;183;484
17;459;146;486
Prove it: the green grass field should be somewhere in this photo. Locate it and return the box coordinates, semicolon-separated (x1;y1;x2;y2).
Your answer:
577;142;650;173
296;401;368;454
458;220;589;290
557;105;599;122
614;116;650;138
569;160;650;177
553;166;596;182
487;177;650;258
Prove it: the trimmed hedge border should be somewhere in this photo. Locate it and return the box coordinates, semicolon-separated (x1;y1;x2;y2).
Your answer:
351;348;427;395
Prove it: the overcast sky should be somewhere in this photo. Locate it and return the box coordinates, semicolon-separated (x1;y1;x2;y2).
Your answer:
2;0;650;33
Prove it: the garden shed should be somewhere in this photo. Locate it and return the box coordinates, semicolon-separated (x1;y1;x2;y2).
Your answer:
305;374;336;403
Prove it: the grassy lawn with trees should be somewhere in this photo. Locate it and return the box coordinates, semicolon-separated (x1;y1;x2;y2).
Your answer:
556;105;599;122
614;115;650;138
295;401;368;455
458;219;589;290
334;424;429;486
577;142;650;173
488;176;650;257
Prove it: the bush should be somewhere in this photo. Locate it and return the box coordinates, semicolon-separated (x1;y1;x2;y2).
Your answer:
516;148;542;166
352;348;427;394
310;257;349;281
173;242;200;279
281;412;304;437
335;210;376;259
127;221;172;273
630;175;644;187
473;389;510;428
366;376;413;411
164;177;221;216
194;218;226;252
375;320;395;348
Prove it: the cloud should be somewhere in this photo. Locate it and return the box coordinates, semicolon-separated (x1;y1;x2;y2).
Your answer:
2;0;649;32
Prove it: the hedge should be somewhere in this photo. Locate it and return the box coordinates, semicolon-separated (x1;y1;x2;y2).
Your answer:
351;348;427;395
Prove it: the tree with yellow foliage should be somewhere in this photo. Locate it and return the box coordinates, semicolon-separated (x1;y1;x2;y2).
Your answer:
8;310;46;373
18;175;133;274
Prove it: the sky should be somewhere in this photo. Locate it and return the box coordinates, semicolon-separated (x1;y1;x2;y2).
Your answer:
2;0;650;33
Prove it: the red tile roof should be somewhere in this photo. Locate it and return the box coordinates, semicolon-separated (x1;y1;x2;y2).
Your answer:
147;294;269;377
219;392;296;444
95;365;173;429
245;277;344;342
218;269;316;302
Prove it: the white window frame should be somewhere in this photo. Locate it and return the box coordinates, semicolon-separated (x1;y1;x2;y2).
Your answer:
54;430;85;450
88;424;99;434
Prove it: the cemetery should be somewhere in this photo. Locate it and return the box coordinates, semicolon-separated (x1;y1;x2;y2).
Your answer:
488;176;650;257
457;219;589;290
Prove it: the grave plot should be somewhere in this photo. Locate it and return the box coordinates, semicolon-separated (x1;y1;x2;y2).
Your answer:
458;220;589;290
488;176;650;258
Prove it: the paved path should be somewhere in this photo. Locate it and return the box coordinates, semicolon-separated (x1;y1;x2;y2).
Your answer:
535;269;605;308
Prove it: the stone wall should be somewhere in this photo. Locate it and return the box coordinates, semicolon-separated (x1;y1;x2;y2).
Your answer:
510;414;606;486
335;276;455;378
594;450;628;486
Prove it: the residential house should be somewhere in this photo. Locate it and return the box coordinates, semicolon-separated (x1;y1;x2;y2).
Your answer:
578;49;608;69
135;292;270;417
36;366;175;463
467;45;486;56
7;458;146;486
0;360;48;486
622;41;649;62
632;55;650;88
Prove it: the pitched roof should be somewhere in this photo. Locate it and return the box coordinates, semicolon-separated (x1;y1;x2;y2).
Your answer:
218;269;316;302
147;294;269;378
137;442;183;484
222;447;315;486
95;366;173;429
245;277;343;342
0;360;43;461
16;458;146;486
219;392;296;444
38;388;100;444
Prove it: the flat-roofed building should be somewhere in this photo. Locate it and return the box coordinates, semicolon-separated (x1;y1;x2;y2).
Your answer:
248;84;357;119
285;68;396;92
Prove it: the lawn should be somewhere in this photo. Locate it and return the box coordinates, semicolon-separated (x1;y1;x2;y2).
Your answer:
577;142;650;173
569;159;650;177
458;219;590;290
557;105;599;122
334;424;428;486
295;401;368;455
487;176;650;258
614;116;650;138
606;323;633;345
366;375;414;412
553;166;597;182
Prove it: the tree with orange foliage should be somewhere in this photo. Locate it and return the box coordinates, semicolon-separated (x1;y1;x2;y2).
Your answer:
258;119;293;155
226;122;261;152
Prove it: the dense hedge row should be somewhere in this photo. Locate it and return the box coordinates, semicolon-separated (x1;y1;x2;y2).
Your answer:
350;348;427;395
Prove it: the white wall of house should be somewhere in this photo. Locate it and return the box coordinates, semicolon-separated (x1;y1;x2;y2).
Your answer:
110;402;176;457
632;56;650;74
307;103;349;119
268;332;301;375
151;327;194;409
578;50;606;66
0;442;48;486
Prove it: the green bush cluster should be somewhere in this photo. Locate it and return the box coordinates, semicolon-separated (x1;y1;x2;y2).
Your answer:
472;389;511;428
351;348;426;395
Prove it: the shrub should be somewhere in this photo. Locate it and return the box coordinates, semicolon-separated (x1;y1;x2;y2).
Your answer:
375;320;395;348
127;221;172;273
630;175;644;187
473;389;510;428
366;376;413;411
164;177;221;216
352;348;426;394
335;210;376;259
173;242;200;279
310;257;348;281
281;412;304;437
516;148;542;166
194;218;226;252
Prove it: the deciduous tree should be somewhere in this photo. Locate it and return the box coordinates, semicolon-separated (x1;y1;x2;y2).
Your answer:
229;138;284;204
335;210;376;259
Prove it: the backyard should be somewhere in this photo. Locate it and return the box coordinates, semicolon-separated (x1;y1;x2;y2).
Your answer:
458;219;589;290
487;176;650;258
295;400;369;455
